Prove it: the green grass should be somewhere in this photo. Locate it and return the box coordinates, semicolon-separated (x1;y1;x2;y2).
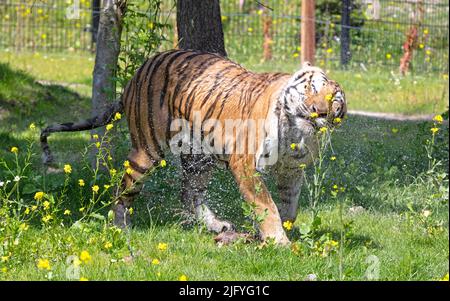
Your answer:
0;54;448;281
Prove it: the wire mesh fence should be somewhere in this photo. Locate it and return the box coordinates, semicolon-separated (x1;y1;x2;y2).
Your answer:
0;0;448;73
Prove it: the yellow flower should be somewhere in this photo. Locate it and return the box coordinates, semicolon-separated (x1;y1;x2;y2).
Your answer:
326;48;333;54
34;191;45;201
1;255;9;262
92;134;99;140
24;208;30;215
157;243;168;251
114;112;122;120
128;207;134;215
433;115;443;124
333;117;342;124
329;240;339;247
10;147;18;153
29;123;36;130
108;155;113;161
110;169;117;177
423;28;429;35
440;273;449;281
319;127;328;133
43;200;50;210
19;223;29;231
80;251;91;263
221;15;228;22
160;160;167;168
179;274;188;281
104;184;110;190
1;267;7;273
80;277;89;281
92;185;99;193
123;160;130;168
63;164;72;174
79;207;85;212
126;167;133;175
247;27;253;32
310;112;319;118
78;179;85;187
151;258;160;265
386;53;392;59
104;242;113;249
431;127;439;134
31;205;37;211
299;163;307;169
41;33;47;40
325;94;333;102
391;128;399;134
106;123;113;131
42;215;52;223
426;49;432;56
283;220;293;231
37;259;51;270
419;43;424;49
290;143;297;150
332;184;338;190
64;209;71;215
330;156;336;161
95;142;101;148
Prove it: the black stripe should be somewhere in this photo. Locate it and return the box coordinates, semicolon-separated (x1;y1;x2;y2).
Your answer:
128;160;149;174
159;50;190;108
165;52;204;142
135;59;156;150
182;58;224;120
215;72;252;119
128;81;139;147
146;51;179;158
199;65;237;109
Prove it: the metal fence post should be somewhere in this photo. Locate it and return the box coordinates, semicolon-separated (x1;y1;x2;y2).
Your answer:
341;0;351;67
92;0;101;45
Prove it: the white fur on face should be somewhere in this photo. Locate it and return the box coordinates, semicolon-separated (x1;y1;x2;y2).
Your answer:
281;65;330;120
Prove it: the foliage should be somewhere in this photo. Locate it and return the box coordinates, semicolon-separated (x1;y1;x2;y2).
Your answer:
116;0;171;89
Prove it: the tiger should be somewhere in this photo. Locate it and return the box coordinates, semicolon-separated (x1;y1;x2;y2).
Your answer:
41;49;346;245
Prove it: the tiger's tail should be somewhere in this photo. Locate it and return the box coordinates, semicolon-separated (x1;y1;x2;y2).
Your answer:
40;100;124;164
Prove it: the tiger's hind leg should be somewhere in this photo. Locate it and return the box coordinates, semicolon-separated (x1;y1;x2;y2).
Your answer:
113;149;154;228
181;154;234;233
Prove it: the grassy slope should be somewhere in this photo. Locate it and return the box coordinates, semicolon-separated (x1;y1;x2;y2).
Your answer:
0;53;448;281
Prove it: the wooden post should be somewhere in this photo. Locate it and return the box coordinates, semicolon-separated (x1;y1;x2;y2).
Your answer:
263;12;273;61
301;0;315;64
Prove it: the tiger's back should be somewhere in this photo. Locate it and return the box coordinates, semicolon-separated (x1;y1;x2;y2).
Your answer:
122;49;289;163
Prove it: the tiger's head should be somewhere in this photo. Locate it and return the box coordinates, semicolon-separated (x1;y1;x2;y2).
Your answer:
280;62;347;129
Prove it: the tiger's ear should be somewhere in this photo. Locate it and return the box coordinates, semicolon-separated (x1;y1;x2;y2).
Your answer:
302;61;312;68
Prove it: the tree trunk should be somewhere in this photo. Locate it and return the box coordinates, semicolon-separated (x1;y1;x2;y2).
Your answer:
176;0;227;56
91;0;126;137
